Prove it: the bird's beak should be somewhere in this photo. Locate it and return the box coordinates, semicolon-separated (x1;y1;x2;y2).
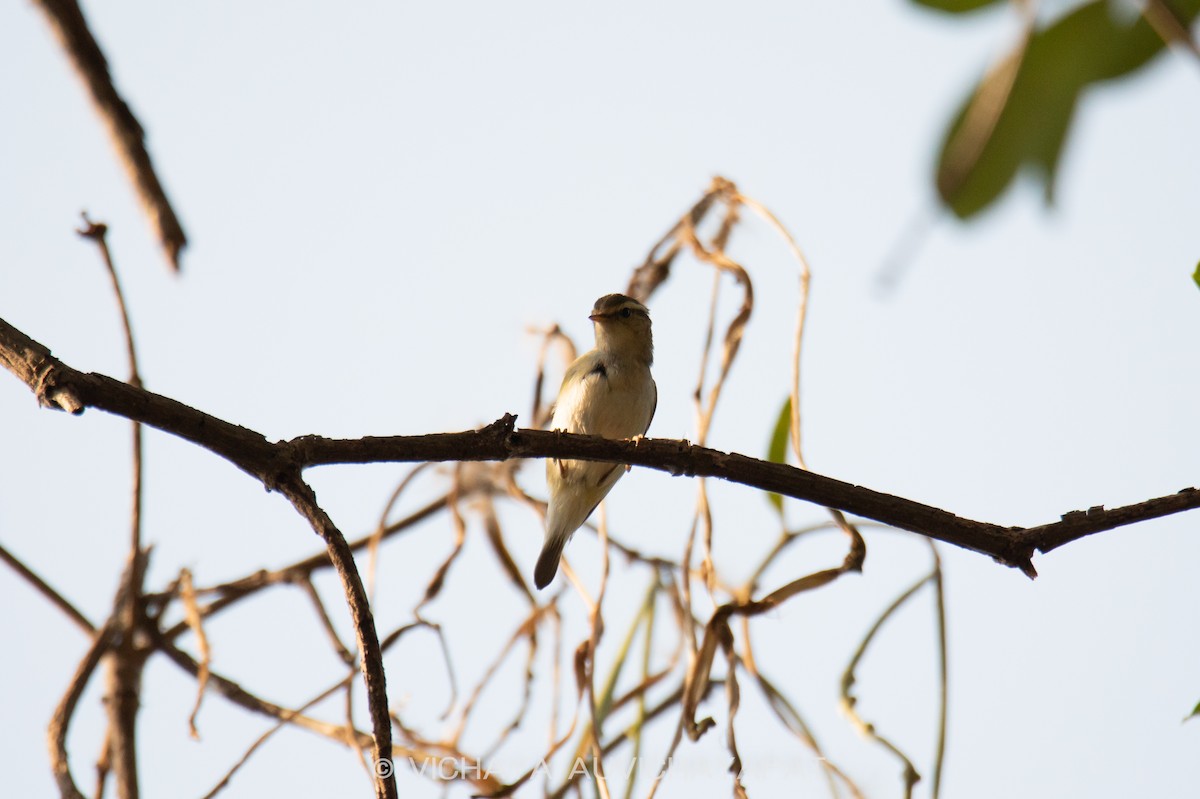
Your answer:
588;311;608;322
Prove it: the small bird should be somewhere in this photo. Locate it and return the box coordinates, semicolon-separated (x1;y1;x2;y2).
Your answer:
535;293;657;589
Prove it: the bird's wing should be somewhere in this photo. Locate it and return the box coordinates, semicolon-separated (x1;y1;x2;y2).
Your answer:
546;350;606;480
549;350;608;435
643;378;657;436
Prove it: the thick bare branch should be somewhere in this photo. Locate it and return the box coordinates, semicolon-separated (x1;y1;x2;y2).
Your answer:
33;0;187;269
271;477;397;799
4;316;1199;582
0;317;276;475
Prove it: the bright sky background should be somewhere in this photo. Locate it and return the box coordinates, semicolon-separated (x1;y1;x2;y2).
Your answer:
3;2;1200;798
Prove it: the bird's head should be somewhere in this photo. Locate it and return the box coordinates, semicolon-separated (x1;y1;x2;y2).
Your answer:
589;294;653;365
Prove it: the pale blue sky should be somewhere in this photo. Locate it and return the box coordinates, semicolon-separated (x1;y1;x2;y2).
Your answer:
3;2;1199;798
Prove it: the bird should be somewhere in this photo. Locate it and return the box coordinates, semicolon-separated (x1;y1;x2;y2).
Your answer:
535;293;657;589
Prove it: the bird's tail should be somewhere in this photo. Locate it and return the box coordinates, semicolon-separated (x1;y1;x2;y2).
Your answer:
538;467;615;589
534;533;568;590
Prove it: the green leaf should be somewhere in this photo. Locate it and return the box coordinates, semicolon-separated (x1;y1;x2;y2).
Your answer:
1193;260;1200;290
936;0;1200;219
766;397;791;515
1187;698;1200;721
911;0;1004;13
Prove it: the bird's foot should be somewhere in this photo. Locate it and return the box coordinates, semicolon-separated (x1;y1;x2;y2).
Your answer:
626;435;648;472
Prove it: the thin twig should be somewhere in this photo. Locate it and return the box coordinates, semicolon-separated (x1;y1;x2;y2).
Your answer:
197;673;355;799
750;669;862;799
179;569;211;738
551;678;722;799
928;542;948;799
586;505;613;799
450;605;548;745
295;575;355;665
79;217;145;799
366;463;433;604
0;542;94;634
152;627;500;791
723;636;747;799
839;575;932;798
622;576;658;799
161;495;451;641
415;463;468;616
49;621;115;799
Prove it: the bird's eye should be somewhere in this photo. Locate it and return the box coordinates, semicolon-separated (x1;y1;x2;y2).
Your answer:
620;308;632;319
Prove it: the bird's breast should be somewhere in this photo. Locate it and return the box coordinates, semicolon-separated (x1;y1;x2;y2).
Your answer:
583;362;655;439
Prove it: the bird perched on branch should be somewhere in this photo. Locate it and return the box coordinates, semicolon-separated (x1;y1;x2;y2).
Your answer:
536;294;657;589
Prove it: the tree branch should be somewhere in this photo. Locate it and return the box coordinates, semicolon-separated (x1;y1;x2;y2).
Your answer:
32;0;188;270
49;621;113;799
79;215;145;799
0;542;95;634
272;475;396;799
4;315;1199;587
